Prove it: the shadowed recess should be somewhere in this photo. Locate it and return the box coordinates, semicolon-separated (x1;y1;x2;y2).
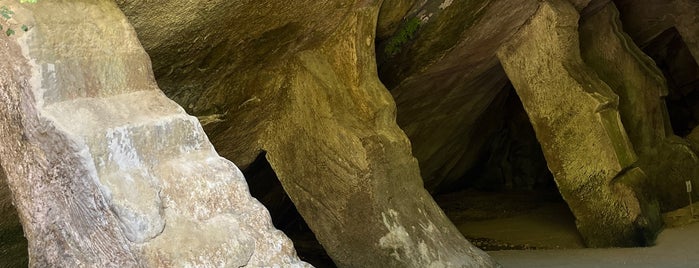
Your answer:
0;163;28;267
243;152;335;268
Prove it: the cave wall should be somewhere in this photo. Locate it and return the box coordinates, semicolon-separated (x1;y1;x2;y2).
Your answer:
1;0;697;265
378;0;541;192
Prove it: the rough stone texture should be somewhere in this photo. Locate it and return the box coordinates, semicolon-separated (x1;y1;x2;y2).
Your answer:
117;0;498;267
379;0;541;192
497;0;659;247
580;2;699;212
581;2;670;150
0;1;306;266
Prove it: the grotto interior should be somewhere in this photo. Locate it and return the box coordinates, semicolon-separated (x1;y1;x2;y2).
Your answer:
1;0;699;267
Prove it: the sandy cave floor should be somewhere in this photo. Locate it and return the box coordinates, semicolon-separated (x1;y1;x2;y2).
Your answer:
291;188;699;267
438;189;699;268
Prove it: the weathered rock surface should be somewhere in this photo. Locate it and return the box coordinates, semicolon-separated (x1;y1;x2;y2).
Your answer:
376;0;699;248
378;0;605;193
0;1;306;266
117;0;498;267
580;1;699;212
497;0;658;247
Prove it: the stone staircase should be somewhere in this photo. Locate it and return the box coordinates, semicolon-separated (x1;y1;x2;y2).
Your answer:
4;1;308;266
39;86;305;266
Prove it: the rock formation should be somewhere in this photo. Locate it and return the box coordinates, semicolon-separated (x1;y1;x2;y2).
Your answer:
378;0;699;248
1;0;699;266
0;1;306;266
497;0;659;247
117;0;497;267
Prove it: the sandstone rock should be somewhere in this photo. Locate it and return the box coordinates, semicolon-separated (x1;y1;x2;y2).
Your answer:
580;2;699;213
117;0;498;267
379;0;541;192
581;2;670;150
497;0;658;247
0;1;306;266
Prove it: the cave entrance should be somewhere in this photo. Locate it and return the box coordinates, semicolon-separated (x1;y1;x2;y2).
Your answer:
642;27;699;137
0;162;28;266
242;153;335;268
432;84;584;251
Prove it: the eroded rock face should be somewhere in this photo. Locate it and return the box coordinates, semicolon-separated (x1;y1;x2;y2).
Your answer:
497;0;659;247
377;0;699;248
378;0;541;192
117;0;497;267
0;1;306;266
580;1;699;213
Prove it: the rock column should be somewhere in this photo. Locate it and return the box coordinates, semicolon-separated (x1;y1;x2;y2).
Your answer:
497;0;660;247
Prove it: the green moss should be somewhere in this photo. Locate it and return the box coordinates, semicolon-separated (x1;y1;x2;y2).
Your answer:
383;17;421;57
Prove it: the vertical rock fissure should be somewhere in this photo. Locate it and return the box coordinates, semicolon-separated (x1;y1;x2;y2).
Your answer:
243;152;335;268
642;27;699;138
0;162;28;267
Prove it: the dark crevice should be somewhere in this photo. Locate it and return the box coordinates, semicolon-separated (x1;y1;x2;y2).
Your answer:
440;84;557;194
242;152;336;268
431;83;580;251
642;27;699;137
0;162;28;267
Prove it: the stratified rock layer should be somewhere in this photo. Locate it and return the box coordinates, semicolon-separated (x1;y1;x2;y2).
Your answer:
0;1;306;266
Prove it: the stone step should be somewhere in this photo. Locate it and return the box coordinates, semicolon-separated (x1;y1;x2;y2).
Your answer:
42;90;213;174
151;151;259;221
94;146;267;246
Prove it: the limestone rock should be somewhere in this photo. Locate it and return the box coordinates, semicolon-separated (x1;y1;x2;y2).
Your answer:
0;1;306;266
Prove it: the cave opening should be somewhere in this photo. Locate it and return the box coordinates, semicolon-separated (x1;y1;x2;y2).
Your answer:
0;163;28;266
430;84;584;251
242;153;335;268
641;27;699;137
